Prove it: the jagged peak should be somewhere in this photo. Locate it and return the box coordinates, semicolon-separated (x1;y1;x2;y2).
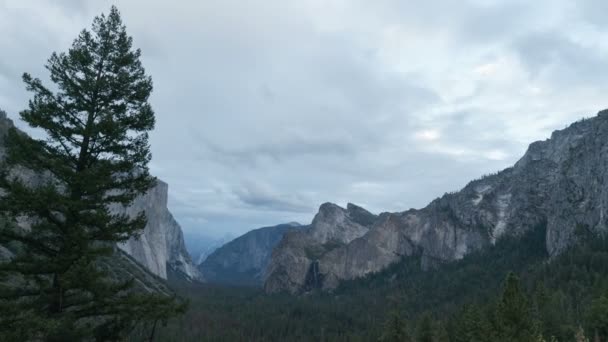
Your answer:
346;203;377;227
346;202;367;213
318;202;343;212
312;203;345;226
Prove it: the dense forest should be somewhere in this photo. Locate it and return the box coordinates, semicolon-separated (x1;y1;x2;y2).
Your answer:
143;224;608;341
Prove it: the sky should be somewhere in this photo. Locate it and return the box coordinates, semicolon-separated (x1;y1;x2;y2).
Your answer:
1;0;607;239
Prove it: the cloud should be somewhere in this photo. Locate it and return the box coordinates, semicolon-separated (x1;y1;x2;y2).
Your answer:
233;180;314;213
514;32;608;86
1;0;607;237
414;129;441;142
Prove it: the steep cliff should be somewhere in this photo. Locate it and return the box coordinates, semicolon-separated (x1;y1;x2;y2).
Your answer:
265;110;608;294
265;203;378;293
0;110;201;281
114;180;201;281
199;222;301;286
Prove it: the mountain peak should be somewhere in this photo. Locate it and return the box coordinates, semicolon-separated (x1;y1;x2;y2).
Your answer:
318;202;342;212
346;202;365;212
346;203;377;227
265;108;608;293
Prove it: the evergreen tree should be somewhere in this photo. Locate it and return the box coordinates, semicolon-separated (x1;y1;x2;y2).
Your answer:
587;295;608;341
380;311;411;342
575;326;590;342
0;6;183;341
416;312;435;342
452;304;492;342
495;272;538;342
434;322;450;342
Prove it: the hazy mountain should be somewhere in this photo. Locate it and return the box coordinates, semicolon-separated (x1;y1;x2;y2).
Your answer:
183;232;235;266
199;222;301;286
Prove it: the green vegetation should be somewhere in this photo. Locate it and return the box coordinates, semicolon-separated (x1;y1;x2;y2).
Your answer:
0;7;183;341
152;223;608;341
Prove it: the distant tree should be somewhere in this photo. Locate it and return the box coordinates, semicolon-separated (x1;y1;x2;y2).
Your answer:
495;272;538;342
434;322;450;342
0;6;184;341
416;312;435;342
574;326;590;342
587;295;608;341
380;311;411;342
452;304;492;342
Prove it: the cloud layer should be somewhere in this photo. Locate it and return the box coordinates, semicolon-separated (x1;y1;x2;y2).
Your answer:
1;0;607;237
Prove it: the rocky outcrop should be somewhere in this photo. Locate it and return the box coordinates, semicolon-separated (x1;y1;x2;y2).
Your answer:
115;181;201;281
265;110;608;294
199;222;301;286
0;110;201;281
265;203;377;293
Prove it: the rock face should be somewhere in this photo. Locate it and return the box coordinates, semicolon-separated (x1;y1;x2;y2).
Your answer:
199;222;301;286
265;110;608;294
0;110;201;281
265;203;378;293
115;181;201;281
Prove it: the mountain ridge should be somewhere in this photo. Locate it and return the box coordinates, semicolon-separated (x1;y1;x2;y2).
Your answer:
265;109;608;294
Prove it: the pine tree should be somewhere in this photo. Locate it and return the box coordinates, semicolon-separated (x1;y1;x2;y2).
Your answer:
452;304;492;342
588;295;608;341
0;6;184;341
495;272;538;342
416;312;435;342
380;311;411;342
575;326;590;342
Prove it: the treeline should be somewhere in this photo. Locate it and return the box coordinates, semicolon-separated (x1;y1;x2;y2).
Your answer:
153;224;608;341
380;226;608;341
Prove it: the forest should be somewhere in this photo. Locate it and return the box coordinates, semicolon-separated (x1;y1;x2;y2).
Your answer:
144;224;608;341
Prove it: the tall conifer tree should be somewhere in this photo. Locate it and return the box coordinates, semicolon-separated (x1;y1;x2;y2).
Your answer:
495;272;538;342
380;311;411;342
0;6;183;341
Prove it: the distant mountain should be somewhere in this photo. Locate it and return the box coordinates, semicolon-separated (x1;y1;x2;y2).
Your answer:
184;233;234;266
265;110;608;294
0;110;201;282
264;203;378;293
199;223;301;286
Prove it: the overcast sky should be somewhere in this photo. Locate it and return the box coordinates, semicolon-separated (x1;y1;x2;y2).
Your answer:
1;0;607;238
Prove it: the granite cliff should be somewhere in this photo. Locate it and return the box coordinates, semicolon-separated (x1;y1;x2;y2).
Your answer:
265;110;608;294
0;110;201;281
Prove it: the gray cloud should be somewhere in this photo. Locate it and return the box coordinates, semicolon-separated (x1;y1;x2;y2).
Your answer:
233;180;314;213
576;0;608;29
1;0;607;237
514;32;608;86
